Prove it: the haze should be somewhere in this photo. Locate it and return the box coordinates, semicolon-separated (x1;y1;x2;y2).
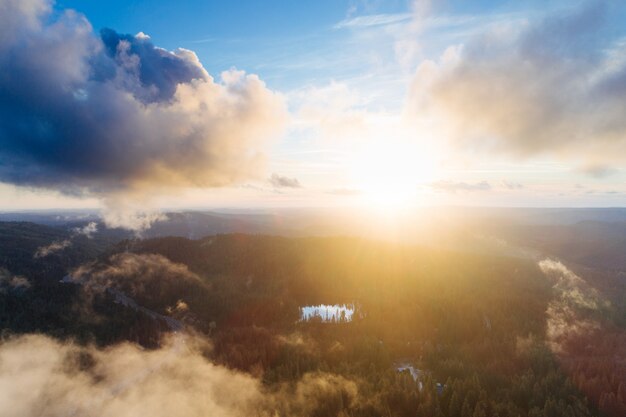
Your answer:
1;1;625;417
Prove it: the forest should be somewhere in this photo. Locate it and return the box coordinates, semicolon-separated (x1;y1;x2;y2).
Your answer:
1;227;624;417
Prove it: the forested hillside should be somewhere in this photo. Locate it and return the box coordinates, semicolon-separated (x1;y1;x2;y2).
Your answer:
3;232;622;416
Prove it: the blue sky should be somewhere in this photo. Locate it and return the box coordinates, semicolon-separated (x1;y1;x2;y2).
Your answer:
54;0;581;92
2;0;626;214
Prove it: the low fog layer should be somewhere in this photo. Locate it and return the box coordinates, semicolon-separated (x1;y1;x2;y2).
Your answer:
0;333;358;417
539;259;607;353
0;249;360;417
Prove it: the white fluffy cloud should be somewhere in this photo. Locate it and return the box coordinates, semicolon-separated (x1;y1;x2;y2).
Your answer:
408;2;626;168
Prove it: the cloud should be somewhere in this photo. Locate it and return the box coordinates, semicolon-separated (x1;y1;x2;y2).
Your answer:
99;198;167;232
0;269;30;292
12;251;363;416
0;333;265;417
500;180;524;190
0;332;361;417
276;372;358;416
578;164;619;178
394;0;434;69
68;253;209;313
34;221;99;258
538;259;607;353
2;245;367;416
538;259;603;310
73;221;98;238
334;13;412;29
408;1;626;164
291;81;371;142
134;31;150;40
289;81;405;158
167;299;190;315
69;253;204;288
0;0;287;228
269;173;301;188
431;180;491;193
34;239;72;258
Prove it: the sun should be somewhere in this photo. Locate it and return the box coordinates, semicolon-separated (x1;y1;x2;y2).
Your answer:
348;139;437;208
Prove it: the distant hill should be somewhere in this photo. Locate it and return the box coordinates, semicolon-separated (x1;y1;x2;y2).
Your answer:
0;221;122;281
0;230;622;416
5;207;626;274
142;211;281;238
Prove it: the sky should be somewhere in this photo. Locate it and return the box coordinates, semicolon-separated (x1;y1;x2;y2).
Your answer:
2;0;626;220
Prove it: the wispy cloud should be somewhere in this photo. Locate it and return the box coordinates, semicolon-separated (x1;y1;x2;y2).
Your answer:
34;239;72;258
0;269;30;292
431;180;491;193
34;221;99;258
578;164;620;178
187;37;217;44
326;188;362;196
500;180;524;190
334;13;412;29
538;259;607;353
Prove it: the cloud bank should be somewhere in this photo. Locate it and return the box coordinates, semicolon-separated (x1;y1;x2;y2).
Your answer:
0;332;361;417
0;0;287;226
0;333;265;417
409;1;626;167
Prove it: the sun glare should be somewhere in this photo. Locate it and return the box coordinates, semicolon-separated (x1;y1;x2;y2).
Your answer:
349;139;437;208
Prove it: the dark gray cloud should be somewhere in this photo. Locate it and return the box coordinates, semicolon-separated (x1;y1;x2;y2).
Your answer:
0;0;286;198
97;28;208;104
269;173;302;188
409;1;626;163
431;180;491;193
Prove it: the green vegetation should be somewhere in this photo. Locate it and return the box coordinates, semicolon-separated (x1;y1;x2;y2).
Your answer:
2;230;623;416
